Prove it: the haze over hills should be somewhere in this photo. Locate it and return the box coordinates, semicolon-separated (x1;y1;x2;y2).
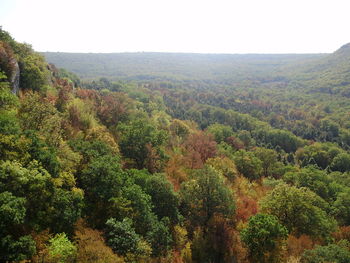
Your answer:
43;43;350;98
42;52;325;82
290;43;350;92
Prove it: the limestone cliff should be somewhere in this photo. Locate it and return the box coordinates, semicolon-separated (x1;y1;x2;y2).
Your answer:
9;56;20;94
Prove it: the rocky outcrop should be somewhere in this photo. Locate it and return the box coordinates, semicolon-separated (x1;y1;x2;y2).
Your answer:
9;57;20;94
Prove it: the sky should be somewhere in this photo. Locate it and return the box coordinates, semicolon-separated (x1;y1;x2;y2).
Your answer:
0;0;349;54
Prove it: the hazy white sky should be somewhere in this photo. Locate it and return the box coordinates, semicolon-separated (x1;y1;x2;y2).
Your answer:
1;0;349;53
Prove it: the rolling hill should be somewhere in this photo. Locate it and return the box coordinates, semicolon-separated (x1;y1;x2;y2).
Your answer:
42;51;324;83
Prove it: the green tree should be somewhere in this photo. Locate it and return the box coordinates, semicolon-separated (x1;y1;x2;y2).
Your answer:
118;118;168;170
80;155;125;227
0;160;83;237
0;84;18;110
127;170;181;223
0;110;20;135
169;119;191;138
233;149;263;180
301;241;350;263
0;191;36;262
180;165;235;230
0;191;26;228
50;188;84;234
332;189;350;225
143;174;180;224
120;184;156;235
19;53;49;92
331;153;350;172
260;183;337;239
241;213;288;263
254;147;278;177
47;233;77;263
283;166;335;202
146;217;173;256
0;235;36;262
206;123;234;143
319;118;340;141
295;142;342;169
25;131;61;177
265;129;305;153
121;182;174;256
0;160;55;229
69;139;115;166
106;217;141;256
105;217;151;258
237;130;255;148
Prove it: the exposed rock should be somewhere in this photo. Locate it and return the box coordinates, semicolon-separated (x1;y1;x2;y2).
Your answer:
9;57;20;94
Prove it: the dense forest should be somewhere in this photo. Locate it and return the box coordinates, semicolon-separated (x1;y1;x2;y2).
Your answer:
2;27;350;262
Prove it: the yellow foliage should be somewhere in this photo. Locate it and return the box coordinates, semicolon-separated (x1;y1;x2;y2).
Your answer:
19;91;63;147
85;125;120;154
170;119;191;138
124;239;152;263
206;156;238;182
152;110;171;130
181;242;193;263
173;225;189;250
74;220;124;263
233;175;267;201
233;175;269;224
67;98;97;132
0;134;31;163
52;172;76;188
286;256;301;263
56;141;82;174
165;153;188;190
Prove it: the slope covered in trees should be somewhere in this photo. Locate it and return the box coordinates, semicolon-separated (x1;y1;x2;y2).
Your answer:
284;43;350;95
44;44;350;96
43;51;324;84
2;28;350;262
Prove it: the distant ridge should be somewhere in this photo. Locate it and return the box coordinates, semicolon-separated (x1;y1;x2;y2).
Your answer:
289;42;350;93
336;43;350;54
43;51;323;82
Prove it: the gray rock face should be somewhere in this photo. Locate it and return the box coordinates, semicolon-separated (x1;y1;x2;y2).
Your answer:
10;57;20;94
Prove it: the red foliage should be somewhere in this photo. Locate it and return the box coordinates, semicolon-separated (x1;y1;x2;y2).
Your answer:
286;234;314;257
75;89;99;101
97;93;131;127
208;217;248;263
288;109;306;120
144;143;162;174
250;99;272;111
165;153;188;191
235;196;258;223
68;104;83;130
45;93;58;105
225;136;245;150
183;131;217;169
0;41;16;80
333;226;350;242
55;78;73;89
56;84;73;111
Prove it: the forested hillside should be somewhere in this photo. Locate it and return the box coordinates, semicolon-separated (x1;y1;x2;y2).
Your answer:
2;28;350;263
43;51;324;83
